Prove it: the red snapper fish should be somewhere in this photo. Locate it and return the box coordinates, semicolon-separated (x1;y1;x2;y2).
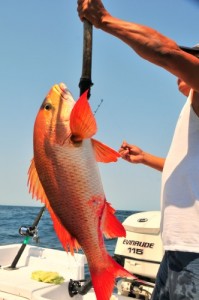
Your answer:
28;83;133;299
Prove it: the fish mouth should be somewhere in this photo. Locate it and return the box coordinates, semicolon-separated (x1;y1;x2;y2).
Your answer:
53;83;73;101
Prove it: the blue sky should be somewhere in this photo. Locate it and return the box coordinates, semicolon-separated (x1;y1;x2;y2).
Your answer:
0;0;198;211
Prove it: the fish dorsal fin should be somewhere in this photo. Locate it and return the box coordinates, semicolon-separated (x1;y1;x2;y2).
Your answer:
101;201;126;238
28;158;49;205
91;138;121;163
28;159;81;254
70;90;97;140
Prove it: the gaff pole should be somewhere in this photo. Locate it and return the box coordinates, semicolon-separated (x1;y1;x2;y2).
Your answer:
68;20;94;297
79;20;93;98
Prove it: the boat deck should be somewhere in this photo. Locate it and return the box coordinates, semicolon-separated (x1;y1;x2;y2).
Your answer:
0;244;129;300
0;244;86;300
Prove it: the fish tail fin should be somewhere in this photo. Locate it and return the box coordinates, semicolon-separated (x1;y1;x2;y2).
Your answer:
90;255;135;300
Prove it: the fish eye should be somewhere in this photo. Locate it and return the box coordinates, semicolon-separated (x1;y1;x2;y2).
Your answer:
44;103;52;111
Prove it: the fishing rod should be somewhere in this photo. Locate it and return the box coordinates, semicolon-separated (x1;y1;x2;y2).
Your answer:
5;205;45;270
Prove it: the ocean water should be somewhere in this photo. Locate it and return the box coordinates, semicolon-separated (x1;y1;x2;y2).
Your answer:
0;205;137;257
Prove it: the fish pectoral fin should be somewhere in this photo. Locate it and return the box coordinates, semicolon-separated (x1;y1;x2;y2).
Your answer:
28;158;49;206
91;138;121;163
28;159;81;255
101;201;126;238
70;90;97;140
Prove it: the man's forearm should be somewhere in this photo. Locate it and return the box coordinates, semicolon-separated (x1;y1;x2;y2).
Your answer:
100;14;179;67
142;152;165;172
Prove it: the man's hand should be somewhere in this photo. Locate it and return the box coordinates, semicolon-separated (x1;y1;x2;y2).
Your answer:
119;141;144;164
77;0;108;28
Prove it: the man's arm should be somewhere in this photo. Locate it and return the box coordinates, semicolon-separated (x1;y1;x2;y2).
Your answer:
119;141;165;172
77;0;199;92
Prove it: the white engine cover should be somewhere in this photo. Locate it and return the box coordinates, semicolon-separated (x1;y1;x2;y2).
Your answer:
114;211;164;279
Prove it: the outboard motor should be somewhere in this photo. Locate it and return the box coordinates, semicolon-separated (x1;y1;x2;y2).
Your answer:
114;211;164;299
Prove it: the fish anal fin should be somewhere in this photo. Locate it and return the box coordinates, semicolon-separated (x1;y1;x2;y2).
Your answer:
49;207;81;255
90;255;136;300
101;202;126;238
70;90;97;140
28;159;81;254
91;138;121;163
